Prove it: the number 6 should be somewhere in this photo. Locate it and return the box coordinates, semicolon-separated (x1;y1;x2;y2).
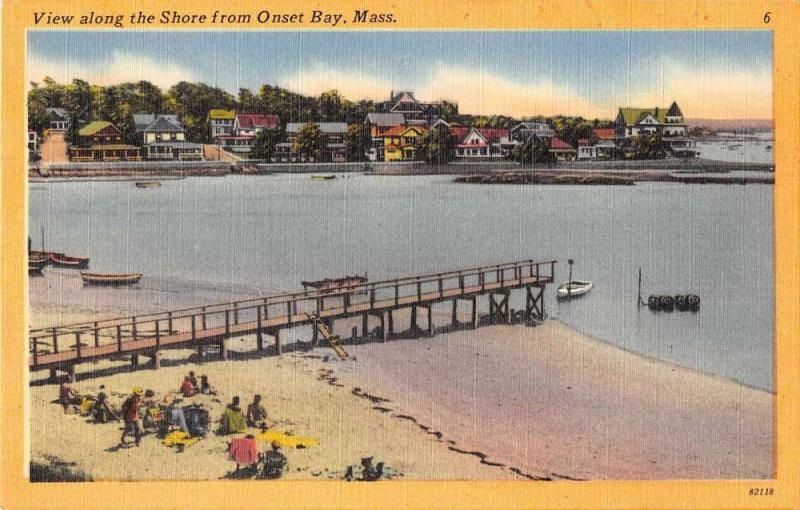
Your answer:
764;12;771;23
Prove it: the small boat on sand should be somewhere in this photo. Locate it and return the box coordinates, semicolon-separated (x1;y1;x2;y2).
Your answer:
311;175;336;181
29;255;48;274
80;272;142;286
49;252;90;269
302;274;368;294
557;280;593;299
135;181;161;188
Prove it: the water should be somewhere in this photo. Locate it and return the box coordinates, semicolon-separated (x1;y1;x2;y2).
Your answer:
29;174;775;391
695;139;774;165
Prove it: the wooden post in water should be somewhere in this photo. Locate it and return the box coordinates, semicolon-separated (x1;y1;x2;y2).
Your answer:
426;305;433;336
256;306;264;351
471;297;478;329
638;267;642;308
451;299;458;327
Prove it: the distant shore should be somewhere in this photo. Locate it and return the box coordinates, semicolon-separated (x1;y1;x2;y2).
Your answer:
29;156;773;180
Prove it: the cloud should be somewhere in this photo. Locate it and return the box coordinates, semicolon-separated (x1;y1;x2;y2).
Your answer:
27;50;200;90
279;63;610;118
630;58;772;120
276;64;396;101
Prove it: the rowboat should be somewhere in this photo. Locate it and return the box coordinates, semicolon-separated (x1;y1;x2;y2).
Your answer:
80;272;142;286
49;252;90;269
135;181;161;188
29;255;48;274
311;175;336;180
302;274;368;294
556;280;593;299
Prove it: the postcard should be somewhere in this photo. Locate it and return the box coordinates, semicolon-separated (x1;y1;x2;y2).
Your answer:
2;1;799;509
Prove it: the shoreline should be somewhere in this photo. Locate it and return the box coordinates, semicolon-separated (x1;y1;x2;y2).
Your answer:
29;156;773;180
29;280;773;480
453;170;774;185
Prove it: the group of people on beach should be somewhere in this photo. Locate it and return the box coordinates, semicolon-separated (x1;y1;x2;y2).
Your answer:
57;372;277;452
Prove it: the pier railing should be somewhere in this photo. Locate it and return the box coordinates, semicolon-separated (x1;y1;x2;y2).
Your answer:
29;259;555;368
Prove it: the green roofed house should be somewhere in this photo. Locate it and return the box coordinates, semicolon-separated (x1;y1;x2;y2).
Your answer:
70;121;141;162
208;109;236;140
615;101;697;156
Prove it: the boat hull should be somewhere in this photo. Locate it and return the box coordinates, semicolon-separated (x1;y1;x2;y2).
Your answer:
49;253;90;269
80;272;142;286
557;280;593;299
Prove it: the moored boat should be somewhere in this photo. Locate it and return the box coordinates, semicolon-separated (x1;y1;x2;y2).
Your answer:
135;181;161;188
80;272;142;286
29;255;48;274
556;280;593;299
49;252;90;269
311;175;336;180
302;274;368;294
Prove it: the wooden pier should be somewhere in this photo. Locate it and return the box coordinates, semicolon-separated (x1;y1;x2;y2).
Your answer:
29;259;555;379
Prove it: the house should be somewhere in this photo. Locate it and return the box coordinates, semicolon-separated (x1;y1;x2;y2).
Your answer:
376;91;449;122
615;102;687;138
46;108;69;131
577;138;617;160
364;112;405;161
208;109;236;139
450;127;511;159
274;122;349;162
233;114;279;137
548;137;576;161
215;114;281;157
509;122;556;143
28;129;37;151
382;125;425;161
133;114;202;161
70;121;140;161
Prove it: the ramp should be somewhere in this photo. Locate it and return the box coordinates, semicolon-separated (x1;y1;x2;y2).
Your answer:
305;313;349;359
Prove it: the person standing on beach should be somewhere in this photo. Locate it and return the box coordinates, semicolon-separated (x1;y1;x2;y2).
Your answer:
59;375;81;413
119;388;144;447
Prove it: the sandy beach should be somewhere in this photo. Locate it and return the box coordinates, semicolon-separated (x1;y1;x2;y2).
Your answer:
29;273;773;480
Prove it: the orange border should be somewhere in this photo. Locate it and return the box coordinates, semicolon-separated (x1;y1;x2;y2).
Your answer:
2;1;799;509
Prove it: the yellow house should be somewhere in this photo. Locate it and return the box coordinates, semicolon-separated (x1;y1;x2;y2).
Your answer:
382;126;425;161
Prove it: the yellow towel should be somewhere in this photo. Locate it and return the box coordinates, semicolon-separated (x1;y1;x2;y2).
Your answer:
79;397;95;415
255;429;318;448
162;430;200;448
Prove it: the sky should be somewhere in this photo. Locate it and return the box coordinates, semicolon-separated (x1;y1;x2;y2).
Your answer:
27;30;772;120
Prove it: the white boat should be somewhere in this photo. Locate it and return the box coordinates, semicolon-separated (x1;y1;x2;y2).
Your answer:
557;280;593;299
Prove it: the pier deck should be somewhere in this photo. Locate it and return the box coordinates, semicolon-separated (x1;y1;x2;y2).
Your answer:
29;259;555;377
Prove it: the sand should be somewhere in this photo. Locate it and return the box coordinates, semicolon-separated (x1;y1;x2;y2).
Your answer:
28;273;773;481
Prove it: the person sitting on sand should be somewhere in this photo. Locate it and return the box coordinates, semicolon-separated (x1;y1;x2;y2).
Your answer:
141;389;162;431
218;396;247;435
158;394;189;437
246;394;273;429
228;434;259;474
59;375;81;413
188;371;198;388
261;440;288;479
180;376;195;397
198;375;217;395
119;387;145;448
92;392;120;423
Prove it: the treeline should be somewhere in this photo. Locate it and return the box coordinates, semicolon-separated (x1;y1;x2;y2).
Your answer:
28;77;613;147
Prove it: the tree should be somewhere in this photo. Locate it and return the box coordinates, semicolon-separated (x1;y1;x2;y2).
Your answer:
512;136;553;166
632;132;665;159
319;90;343;122
251;128;278;160
345;123;368;161
238;88;260;113
294;122;325;161
416;127;455;165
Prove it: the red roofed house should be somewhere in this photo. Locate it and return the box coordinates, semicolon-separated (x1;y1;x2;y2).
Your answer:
451;127;513;159
218;113;280;156
234;114;280;137
592;128;616;141
548;137;577;161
